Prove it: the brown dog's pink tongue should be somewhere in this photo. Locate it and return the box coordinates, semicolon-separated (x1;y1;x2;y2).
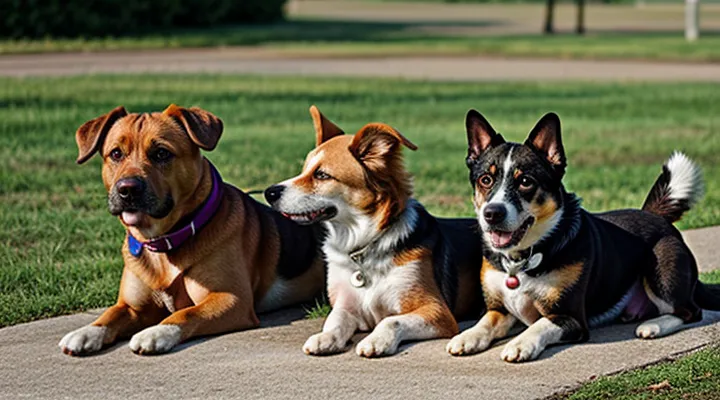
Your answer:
122;211;142;226
491;231;513;247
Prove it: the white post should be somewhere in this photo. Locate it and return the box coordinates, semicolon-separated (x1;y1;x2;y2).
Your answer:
685;0;699;42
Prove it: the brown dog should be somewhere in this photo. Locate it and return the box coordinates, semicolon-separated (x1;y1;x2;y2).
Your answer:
59;105;324;356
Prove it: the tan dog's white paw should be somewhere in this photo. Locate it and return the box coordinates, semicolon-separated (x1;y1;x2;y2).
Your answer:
59;325;107;356
501;336;542;363
129;324;181;355
302;332;348;356
355;330;398;358
446;329;492;356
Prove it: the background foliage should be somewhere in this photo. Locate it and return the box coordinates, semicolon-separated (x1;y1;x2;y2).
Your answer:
0;0;288;38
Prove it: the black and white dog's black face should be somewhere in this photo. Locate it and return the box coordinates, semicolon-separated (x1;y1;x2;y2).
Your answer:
465;110;568;254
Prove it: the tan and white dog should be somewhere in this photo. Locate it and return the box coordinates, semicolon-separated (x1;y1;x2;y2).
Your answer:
264;106;484;357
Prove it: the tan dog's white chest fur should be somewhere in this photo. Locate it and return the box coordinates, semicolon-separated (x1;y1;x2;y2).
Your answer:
326;251;421;330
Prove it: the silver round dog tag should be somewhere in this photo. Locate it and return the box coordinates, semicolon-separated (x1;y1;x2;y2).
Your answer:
350;270;366;288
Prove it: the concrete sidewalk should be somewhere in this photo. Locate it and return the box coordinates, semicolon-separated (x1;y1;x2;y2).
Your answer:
1;308;719;400
2;50;720;81
0;227;718;399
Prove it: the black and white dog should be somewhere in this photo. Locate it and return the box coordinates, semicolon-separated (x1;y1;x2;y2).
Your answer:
447;110;720;362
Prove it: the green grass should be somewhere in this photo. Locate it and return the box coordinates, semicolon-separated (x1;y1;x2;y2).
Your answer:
2;18;720;62
558;346;720;400
304;299;333;320
1;75;719;329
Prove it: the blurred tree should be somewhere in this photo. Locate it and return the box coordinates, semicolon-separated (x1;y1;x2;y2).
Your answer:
544;0;586;35
577;0;586;34
544;0;555;34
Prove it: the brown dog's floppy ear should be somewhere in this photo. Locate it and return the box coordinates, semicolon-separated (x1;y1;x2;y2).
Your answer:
349;123;417;171
525;112;566;177
75;106;128;164
164;104;223;151
310;105;344;146
466;109;504;163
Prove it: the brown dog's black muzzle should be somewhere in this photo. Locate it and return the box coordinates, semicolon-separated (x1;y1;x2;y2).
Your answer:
116;177;146;200
108;176;173;219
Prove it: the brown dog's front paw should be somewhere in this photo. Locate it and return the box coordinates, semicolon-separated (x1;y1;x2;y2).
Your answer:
129;324;181;355
59;325;107;356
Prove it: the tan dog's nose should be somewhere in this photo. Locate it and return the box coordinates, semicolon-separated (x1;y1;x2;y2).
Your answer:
116;177;145;199
264;185;285;205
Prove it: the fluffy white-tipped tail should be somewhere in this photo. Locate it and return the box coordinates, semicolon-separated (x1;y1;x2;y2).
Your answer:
642;152;704;223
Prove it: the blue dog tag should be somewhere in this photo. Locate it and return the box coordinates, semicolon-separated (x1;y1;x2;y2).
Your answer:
128;234;144;257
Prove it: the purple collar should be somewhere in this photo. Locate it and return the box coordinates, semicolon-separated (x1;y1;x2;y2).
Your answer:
127;161;224;257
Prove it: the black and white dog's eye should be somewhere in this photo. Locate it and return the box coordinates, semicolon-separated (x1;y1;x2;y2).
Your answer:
314;169;331;180
518;175;536;190
478;174;494;188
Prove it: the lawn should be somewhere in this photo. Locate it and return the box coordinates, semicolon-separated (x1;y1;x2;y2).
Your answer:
0;75;719;397
555;345;720;400
2;75;720;328
2;19;720;62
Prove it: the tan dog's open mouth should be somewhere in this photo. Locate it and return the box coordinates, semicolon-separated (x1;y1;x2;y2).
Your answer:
282;206;337;225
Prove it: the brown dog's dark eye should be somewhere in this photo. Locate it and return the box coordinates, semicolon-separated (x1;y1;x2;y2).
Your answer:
109;148;123;162
151;148;173;163
518;175;535;191
314;169;331;180
478;174;494;188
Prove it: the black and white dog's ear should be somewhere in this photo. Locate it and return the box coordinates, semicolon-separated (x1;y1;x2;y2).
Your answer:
466;109;504;163
525;112;566;177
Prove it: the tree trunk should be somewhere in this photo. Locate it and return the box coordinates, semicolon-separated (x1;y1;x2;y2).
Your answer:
576;0;586;35
544;0;555;34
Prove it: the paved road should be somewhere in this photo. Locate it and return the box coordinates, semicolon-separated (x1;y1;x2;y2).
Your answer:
1;227;718;400
2;50;720;81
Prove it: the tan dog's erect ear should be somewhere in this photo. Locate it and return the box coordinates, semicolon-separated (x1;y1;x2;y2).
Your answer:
75;106;128;164
310;105;344;146
164;104;223;151
349;123;418;171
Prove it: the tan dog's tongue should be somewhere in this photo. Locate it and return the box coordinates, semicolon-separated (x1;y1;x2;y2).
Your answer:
122;211;142;226
491;231;513;248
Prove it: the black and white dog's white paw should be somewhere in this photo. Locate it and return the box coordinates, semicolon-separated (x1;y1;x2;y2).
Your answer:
500;335;543;363
635;315;684;339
